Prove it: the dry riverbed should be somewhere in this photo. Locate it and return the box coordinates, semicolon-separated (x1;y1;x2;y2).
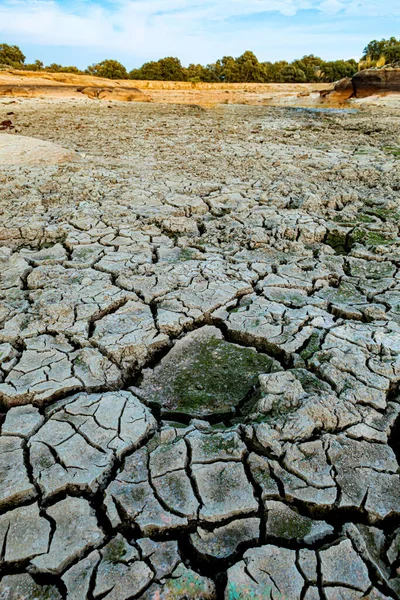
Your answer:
0;98;400;599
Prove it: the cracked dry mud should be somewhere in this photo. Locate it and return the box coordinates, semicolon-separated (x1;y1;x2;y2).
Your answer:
0;99;400;599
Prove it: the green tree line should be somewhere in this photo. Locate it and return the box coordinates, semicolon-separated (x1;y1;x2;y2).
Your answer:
1;38;399;83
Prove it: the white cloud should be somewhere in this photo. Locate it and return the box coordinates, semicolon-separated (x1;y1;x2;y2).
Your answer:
318;0;345;15
0;0;398;65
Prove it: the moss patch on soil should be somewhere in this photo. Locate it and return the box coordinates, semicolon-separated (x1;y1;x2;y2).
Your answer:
136;326;279;418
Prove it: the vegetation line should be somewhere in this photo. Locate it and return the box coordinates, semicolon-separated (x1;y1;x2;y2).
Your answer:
0;37;399;83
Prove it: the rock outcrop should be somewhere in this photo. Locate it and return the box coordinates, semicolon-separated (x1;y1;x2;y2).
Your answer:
320;76;354;102
322;68;400;102
352;67;400;97
0;133;76;165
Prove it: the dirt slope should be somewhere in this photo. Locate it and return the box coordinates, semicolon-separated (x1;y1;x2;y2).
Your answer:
0;68;328;105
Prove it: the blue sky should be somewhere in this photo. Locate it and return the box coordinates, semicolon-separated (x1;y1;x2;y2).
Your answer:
0;0;399;69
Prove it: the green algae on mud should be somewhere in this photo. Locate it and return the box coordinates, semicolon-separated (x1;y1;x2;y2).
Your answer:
266;507;313;541
162;564;215;598
102;535;129;564
135;326;279;420
226;581;274;600
325;225;395;255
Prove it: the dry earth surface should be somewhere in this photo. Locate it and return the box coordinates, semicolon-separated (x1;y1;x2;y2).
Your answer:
0;97;400;599
0;69;328;107
2;69;399;109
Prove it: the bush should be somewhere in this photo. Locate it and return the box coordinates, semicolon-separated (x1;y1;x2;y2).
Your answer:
23;60;44;71
46;64;82;74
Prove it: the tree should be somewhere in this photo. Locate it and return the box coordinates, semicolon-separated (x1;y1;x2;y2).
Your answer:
235;51;266;82
292;55;324;82
214;56;239;82
87;59;128;79
362;37;399;61
158;57;186;81
204;61;223;82
264;60;289;83
280;65;307;83
186;63;212;83
320;60;358;82
385;44;400;64
0;43;25;66
130;61;163;80
130;57;185;81
259;62;274;83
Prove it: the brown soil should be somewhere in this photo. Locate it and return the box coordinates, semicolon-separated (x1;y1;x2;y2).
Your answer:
0;69;329;106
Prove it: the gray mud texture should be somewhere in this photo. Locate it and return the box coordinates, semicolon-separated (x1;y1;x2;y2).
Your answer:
0;99;400;599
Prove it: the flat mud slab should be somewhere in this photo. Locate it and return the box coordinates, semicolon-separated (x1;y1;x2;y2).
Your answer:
0;99;399;599
134;326;280;420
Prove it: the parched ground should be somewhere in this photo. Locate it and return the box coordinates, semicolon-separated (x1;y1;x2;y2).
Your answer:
0;99;400;599
0;70;327;106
